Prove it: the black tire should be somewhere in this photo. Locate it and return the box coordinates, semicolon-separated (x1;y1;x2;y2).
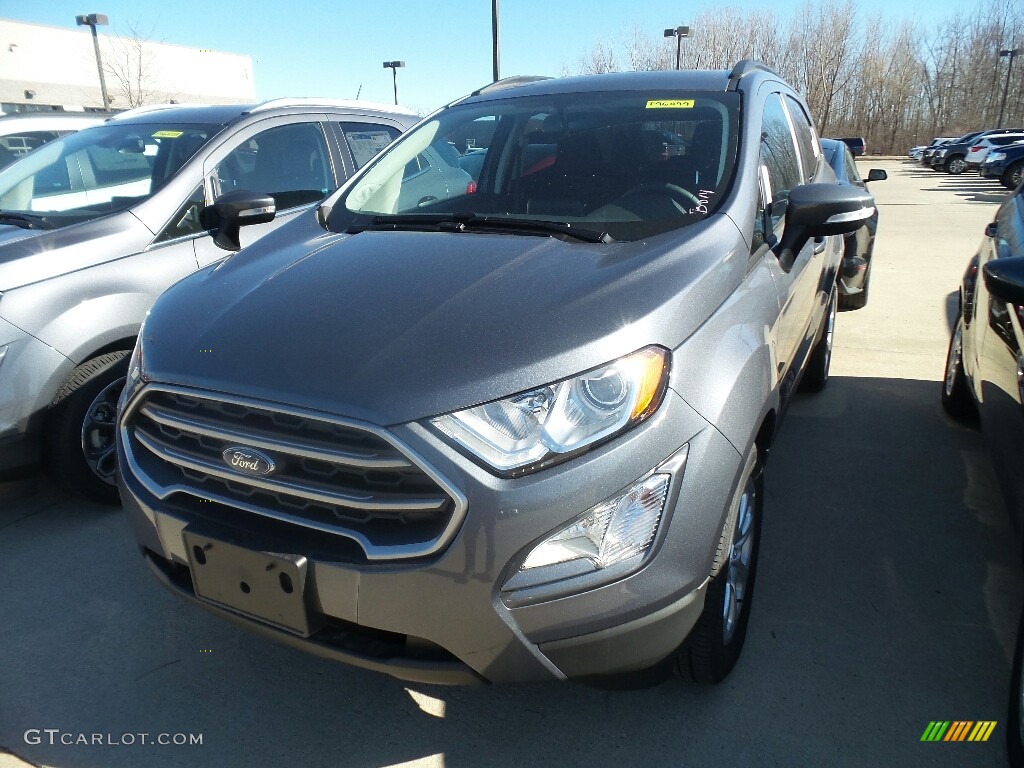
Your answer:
1003;161;1024;190
941;313;976;420
673;448;762;684
800;288;837;393
944;155;967;174
838;260;871;311
45;351;131;505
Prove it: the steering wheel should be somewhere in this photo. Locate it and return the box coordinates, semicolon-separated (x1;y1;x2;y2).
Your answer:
618;183;701;210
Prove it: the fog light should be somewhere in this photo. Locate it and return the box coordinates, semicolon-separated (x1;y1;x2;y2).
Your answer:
522;473;671;571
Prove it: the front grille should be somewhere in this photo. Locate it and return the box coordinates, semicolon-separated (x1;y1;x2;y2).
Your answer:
121;386;465;560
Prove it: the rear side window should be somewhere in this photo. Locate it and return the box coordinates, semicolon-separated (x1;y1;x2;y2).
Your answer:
338;123;401;169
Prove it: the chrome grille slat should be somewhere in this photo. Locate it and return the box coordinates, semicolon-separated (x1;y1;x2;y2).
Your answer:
121;384;468;561
134;425;448;512
138;402;413;469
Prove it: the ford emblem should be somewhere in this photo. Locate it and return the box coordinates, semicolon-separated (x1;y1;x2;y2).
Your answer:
222;446;277;476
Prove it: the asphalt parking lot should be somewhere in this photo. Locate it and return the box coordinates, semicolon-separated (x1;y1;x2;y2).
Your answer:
1;159;1021;768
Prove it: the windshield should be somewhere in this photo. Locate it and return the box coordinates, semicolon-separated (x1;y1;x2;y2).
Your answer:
332;91;740;241
0;121;218;227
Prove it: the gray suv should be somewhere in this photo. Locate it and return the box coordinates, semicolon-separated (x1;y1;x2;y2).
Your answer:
0;99;416;501
118;62;873;685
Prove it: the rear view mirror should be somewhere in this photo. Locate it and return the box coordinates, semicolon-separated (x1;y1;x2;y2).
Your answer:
867;169;887;182
983;256;1024;306
116;137;146;154
777;183;875;269
201;190;276;252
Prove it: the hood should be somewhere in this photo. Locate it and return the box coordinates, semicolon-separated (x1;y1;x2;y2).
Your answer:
0;212;154;291
143;217;749;425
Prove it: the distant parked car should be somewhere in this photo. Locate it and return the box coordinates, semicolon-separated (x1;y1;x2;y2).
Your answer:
0;112;108;170
981;142;1024;189
908;145;927;160
965;134;1024;171
836;136;866;156
0;98;416;502
921;136;964;168
821;138;887;309
933;129;1024;174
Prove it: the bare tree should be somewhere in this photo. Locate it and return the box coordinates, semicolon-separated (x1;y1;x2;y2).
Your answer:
102;22;162;108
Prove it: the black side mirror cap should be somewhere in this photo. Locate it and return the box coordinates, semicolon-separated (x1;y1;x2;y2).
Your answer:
983;256;1024;306
778;182;875;257
201;191;276;252
867;169;887;182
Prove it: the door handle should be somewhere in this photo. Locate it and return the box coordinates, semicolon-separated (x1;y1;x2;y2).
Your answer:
417;196;438;208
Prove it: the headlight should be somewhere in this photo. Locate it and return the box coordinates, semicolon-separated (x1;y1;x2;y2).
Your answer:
936;149;948;157
431;346;669;474
988;151;1006;163
118;322;148;412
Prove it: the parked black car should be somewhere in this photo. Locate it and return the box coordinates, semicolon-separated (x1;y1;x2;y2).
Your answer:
939;180;1024;764
821;138;886;309
836;136;865;156
980;142;1024;190
922;134;976;168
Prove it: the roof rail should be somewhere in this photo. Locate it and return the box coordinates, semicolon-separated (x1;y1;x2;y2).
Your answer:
471;76;552;97
727;60;783;91
107;103;210;120
248;97;417;116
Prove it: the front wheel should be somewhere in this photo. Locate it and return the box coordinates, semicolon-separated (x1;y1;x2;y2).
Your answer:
941;314;976;420
45;351;131;505
672;447;762;684
945;155;967;174
1003;161;1024;190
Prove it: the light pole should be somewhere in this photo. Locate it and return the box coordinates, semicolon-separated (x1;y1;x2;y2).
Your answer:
382;60;405;105
76;13;110;110
663;25;690;70
998;47;1021;129
491;0;500;82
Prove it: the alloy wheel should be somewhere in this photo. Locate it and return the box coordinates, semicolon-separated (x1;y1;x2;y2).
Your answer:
722;476;757;646
80;376;126;485
945;320;964;397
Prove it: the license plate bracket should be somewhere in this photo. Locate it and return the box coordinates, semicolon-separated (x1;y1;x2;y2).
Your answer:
183;528;315;637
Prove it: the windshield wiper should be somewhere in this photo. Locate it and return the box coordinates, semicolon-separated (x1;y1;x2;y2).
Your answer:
347;213;613;243
0;212;55;231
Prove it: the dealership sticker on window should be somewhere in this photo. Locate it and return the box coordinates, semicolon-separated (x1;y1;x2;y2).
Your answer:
152;130;183;138
645;100;694;109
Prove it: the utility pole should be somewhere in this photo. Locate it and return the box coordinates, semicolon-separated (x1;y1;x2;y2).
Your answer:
663;26;690;70
998;48;1021;128
76;13;111;110
382;60;405;105
491;0;500;82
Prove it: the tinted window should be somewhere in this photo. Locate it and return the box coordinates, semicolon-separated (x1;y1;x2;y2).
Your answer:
760;93;802;231
338;122;400;169
783;95;818;182
0;122;216;225
215;122;331;210
336;91;741;241
155;184;205;243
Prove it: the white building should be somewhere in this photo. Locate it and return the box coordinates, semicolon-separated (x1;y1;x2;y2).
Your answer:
0;18;255;114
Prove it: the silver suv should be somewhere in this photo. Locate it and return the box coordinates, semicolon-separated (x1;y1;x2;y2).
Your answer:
119;63;874;685
0;100;417;501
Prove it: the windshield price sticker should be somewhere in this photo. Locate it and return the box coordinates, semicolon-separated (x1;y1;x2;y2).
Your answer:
152;130;184;138
645;100;695;109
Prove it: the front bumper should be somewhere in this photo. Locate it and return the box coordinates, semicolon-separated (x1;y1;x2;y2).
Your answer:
121;385;743;684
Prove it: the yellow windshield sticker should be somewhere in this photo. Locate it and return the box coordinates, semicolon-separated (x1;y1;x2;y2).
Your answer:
645;99;694;109
152;130;183;138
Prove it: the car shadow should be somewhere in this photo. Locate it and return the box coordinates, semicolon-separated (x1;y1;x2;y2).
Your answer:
0;375;1020;767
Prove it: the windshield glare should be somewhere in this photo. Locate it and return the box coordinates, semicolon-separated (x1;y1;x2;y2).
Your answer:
335;91;740;241
0;122;217;225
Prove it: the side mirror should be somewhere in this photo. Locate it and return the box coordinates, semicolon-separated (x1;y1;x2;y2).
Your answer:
867;169;887;182
983;256;1024;306
778;182;875;258
201;191;276;252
